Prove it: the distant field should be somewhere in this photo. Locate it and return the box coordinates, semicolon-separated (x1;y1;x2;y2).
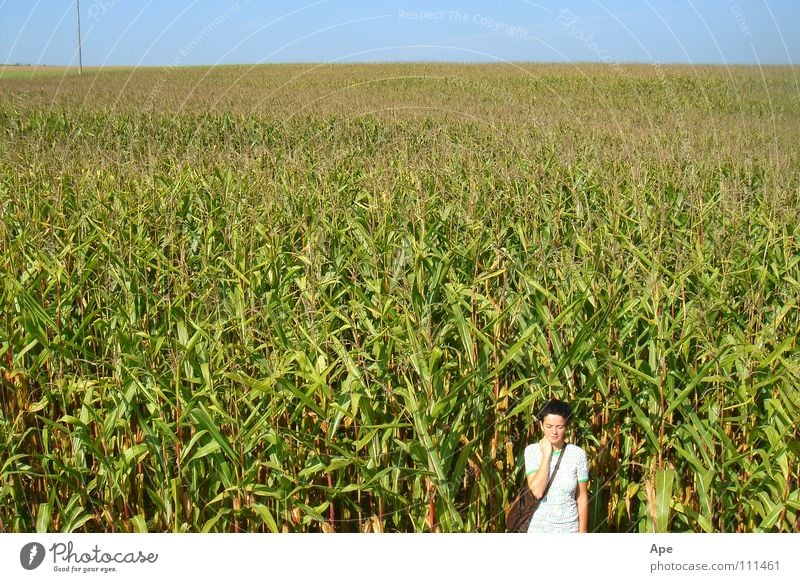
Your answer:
0;65;143;80
1;63;798;533
0;66;79;79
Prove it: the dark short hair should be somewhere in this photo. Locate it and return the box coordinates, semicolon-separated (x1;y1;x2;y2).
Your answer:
537;399;572;423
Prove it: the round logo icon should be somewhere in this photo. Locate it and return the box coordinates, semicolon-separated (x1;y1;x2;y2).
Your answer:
20;542;46;570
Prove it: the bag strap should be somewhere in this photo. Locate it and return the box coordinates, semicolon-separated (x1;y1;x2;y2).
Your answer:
540;443;567;499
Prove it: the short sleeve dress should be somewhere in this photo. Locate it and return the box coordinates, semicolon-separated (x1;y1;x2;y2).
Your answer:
523;443;589;533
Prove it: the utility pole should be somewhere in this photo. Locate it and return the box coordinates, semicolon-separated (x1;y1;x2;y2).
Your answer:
76;0;83;74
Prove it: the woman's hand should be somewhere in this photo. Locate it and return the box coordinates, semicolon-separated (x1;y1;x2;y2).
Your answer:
539;436;552;458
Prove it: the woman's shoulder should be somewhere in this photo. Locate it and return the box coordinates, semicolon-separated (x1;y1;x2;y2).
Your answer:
523;442;541;456
565;443;588;458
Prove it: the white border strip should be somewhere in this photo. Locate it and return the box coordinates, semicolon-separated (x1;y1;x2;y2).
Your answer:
2;533;799;581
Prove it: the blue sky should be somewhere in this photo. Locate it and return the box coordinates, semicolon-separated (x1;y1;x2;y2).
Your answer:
1;1;798;67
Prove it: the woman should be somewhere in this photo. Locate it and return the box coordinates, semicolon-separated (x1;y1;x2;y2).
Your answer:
524;399;589;532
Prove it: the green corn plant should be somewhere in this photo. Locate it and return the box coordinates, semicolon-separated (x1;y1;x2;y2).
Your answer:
1;63;798;532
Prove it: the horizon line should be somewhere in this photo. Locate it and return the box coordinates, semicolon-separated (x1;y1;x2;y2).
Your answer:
2;60;797;69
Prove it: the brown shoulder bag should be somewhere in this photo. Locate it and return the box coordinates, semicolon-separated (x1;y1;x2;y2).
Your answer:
505;444;566;533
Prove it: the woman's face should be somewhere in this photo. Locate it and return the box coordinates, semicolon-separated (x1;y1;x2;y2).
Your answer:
540;414;567;447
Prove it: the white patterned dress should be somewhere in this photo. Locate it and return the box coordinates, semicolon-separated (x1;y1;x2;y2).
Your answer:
523;443;589;533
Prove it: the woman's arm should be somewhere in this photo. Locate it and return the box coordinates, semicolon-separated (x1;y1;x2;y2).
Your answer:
526;439;552;498
576;480;589;532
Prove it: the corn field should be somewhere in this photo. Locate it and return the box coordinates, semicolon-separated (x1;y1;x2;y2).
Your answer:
1;64;798;532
